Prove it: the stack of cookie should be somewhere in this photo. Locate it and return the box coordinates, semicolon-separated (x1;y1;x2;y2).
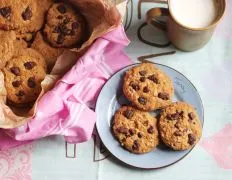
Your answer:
112;63;202;154
0;0;87;108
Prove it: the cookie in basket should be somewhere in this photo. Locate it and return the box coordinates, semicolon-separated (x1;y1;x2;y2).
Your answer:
112;106;159;154
32;32;65;71
123;63;174;111
0;0;53;32
43;2;87;48
3;49;47;107
158;102;202;150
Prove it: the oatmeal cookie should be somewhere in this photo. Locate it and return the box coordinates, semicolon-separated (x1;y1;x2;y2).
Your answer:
3;48;47;106
158;102;202;150
123;63;174;111
112;106;159;154
43;2;87;47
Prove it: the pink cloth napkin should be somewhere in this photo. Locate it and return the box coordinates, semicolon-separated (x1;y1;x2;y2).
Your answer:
0;25;132;150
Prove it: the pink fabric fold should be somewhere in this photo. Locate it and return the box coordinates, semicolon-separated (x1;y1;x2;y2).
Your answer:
0;25;132;150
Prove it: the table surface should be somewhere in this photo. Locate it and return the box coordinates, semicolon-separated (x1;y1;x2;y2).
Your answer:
1;0;232;179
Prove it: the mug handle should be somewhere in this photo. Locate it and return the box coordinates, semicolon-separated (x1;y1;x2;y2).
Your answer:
137;8;171;47
138;0;168;19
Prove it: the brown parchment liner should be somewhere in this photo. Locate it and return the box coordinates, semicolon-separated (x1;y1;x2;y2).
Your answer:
0;0;122;129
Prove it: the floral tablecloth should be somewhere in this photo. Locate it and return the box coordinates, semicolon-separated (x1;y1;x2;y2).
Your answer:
1;0;232;179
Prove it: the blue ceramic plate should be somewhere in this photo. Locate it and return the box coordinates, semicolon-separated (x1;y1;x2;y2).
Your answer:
96;63;204;169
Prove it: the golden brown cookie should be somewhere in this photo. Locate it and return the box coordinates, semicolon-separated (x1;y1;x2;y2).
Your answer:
0;30;16;69
0;0;53;32
123;63;174;111
32;32;65;71
158;102;202;150
3;49;47;106
43;2;87;48
112;106;159;154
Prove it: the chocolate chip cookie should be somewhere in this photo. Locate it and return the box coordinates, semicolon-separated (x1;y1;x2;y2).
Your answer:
32;32;65;71
158;102;202;150
0;0;53;32
123;63;174;111
43;2;87;48
3;49;47;106
112;106;159;154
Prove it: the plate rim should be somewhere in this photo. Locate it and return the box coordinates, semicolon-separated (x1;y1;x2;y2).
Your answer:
96;62;204;169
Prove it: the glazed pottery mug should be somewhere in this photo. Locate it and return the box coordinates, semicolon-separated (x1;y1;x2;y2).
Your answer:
144;0;226;51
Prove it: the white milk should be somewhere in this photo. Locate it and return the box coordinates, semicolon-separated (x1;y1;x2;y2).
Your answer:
169;0;217;28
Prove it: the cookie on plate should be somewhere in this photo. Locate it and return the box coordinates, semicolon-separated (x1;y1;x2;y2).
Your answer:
123;63;174;111
43;2;87;48
3;49;47;106
158;102;202;150
0;30;16;69
112;106;159;154
32;32;65;71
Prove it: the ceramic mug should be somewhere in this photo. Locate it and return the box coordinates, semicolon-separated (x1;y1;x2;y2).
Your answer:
144;0;226;51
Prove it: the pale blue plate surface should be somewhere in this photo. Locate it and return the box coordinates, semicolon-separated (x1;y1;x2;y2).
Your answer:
96;63;204;169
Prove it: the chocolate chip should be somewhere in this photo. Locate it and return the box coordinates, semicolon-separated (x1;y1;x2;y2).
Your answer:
57;15;63;19
139;71;146;76
143;120;149;126
174;123;180;128
10;67;20;76
188;112;195;120
123;110;134;119
188;134;196;145
138;97;146;105
134;121;139;128
174;131;182;136
117;127;128;134
57;34;65;44
57;4;66;14
12;80;22;87
22;7;32;20
179;111;184;117
72;22;79;29
0;7;11;18
147;126;154;134
16;90;25;97
121;138;126;142
158;92;169;100
130;83;140;91
148;74;158;83
53;24;71;35
140;77;146;82
27;77;36;88
143;87;149;93
132;140;139;150
24;61;36;70
138;132;142;138
167;113;180;120
129;129;136;135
